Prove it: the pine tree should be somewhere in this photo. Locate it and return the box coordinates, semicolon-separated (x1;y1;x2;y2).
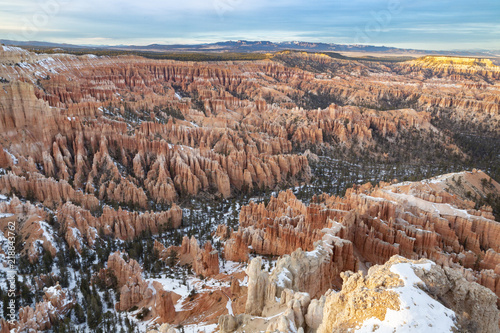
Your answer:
73;302;86;324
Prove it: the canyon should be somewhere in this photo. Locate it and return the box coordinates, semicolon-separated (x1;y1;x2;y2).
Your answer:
0;45;499;332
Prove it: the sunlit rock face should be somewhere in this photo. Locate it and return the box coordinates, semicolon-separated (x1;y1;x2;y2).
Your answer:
317;256;499;333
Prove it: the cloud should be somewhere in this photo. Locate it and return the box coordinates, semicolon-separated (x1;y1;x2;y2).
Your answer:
0;0;498;50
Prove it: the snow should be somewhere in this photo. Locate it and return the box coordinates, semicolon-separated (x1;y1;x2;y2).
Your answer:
0;213;13;218
305;246;324;259
224;291;234;315
150;273;230;312
36;57;62;74
354;261;456;333
239;275;248;287
33;239;45;254
0;229;12;279
2;45;29;53
17;62;35;70
358;193;396;204
3;149;18;164
153;276;190;298
175;92;182;100
326;221;343;235
423;171;467;185
275;267;292;288
182;323;217;333
39;221;57;250
45;285;62;298
219;260;244;275
386;189;478;220
391;262;433;287
71;227;83;247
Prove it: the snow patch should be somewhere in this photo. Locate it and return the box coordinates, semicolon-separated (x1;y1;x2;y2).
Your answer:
224;292;234;315
3;149;18;164
220;260;244;275
38;221;57;250
182;323;217;333
2;46;29;53
355;261;456;333
275;267;292;288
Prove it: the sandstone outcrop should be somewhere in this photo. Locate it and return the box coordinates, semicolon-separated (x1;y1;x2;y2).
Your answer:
317;256;499;333
0;81;58;154
245;257;269;316
228;170;500;331
224;190;329;261
0;196;58;262
146;324;178;333
16;284;75;332
57;201;182;250
101;252;176;321
218;314;251;333
155;236;220;277
237;255;499;332
244;221;356;325
0;50;314;206
179;236;220;277
3;46;494;218
0;171;100;211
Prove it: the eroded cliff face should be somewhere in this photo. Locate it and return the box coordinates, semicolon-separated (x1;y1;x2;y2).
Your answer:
243;222;356;319
1;45;500;332
403;56;500;79
213;170;500;332
0;47;497;255
2;47;497;222
0;48;314;210
155;235;220;277
0;196;57;263
99;252;176;321
5;169;493;332
8;284;75;333
276;52;500;131
227;255;499;333
317;256;499;333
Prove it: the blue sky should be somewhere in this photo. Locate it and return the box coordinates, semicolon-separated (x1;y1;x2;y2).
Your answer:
1;0;499;50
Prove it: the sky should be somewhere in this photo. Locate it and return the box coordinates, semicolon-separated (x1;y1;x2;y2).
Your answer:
0;0;499;50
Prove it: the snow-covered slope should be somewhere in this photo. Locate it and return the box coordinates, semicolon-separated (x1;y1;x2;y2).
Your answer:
355;261;456;332
317;256;498;333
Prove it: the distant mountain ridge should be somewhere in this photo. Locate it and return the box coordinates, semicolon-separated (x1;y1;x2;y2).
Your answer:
1;39;498;57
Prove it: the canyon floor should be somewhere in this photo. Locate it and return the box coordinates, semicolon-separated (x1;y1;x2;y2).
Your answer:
0;45;499;332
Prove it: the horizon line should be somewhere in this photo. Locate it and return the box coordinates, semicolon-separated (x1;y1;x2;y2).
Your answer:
1;38;499;54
